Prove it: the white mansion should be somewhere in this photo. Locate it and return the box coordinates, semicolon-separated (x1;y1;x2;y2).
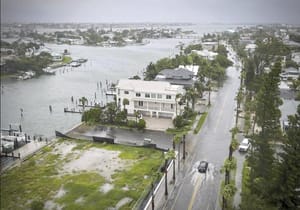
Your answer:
116;79;185;118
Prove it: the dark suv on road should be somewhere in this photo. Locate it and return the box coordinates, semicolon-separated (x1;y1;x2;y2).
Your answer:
198;161;208;173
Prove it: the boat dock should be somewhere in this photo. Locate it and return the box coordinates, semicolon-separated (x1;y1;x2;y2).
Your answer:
64;107;82;113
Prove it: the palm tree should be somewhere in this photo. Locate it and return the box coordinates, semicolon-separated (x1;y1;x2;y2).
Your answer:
79;97;88;110
164;149;175;197
134;110;141;126
122;98;129;112
186;88;198;110
175;93;182;116
182;134;187;160
194;81;204;98
173;134;182;172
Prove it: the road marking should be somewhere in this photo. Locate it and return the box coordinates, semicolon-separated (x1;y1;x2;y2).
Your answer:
188;175;202;210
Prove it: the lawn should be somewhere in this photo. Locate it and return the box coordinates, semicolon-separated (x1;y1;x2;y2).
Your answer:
0;138;163;210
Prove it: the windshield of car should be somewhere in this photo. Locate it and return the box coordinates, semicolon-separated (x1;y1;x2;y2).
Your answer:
200;162;207;167
241;142;248;146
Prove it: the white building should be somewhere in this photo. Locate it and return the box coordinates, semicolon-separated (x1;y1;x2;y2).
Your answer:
245;43;257;53
51;52;63;62
192;49;218;60
116;79;185;118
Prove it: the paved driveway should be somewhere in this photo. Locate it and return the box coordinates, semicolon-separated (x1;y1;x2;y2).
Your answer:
68;125;173;150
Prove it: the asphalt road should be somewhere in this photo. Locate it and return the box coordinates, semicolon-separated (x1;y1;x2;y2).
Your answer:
165;49;241;210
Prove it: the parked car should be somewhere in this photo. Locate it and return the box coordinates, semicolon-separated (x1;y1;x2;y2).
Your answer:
238;138;251;152
198;161;208;173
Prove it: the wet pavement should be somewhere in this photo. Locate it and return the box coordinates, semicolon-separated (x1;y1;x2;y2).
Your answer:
67;125;173;150
163;47;241;210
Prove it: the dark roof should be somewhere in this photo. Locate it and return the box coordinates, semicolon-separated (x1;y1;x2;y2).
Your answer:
154;68;195;88
157;68;194;80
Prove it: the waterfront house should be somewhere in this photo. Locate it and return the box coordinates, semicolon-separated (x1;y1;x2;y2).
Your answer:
154;67;195;88
116;79;185;118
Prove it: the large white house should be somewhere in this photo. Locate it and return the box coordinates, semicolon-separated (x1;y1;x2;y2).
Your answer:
116;79;185;118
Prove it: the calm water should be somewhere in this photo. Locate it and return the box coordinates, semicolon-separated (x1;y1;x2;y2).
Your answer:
1;38;193;138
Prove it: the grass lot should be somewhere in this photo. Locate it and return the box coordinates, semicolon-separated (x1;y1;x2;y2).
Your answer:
1;138;163;210
194;112;208;134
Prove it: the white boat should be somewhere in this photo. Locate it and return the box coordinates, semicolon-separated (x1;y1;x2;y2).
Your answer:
70;61;81;67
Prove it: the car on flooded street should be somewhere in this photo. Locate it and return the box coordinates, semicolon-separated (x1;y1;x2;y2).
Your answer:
198;161;208;173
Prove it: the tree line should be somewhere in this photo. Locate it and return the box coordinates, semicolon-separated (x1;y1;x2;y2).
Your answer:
238;34;300;209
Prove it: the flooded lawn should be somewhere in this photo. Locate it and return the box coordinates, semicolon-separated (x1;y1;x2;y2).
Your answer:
0;138;164;210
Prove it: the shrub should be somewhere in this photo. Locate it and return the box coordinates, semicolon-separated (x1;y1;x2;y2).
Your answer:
173;115;188;128
137;119;146;130
127;120;136;128
30;200;44;210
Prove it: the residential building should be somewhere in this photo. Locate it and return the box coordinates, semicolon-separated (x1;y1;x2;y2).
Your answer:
280;67;300;81
245;43;257;53
292;52;300;65
154;68;195;88
178;65;199;76
116;79;185;119
192;49;218;60
201;42;218;51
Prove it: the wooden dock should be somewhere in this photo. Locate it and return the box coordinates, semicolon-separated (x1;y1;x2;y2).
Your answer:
78;104;106;109
64;108;82;113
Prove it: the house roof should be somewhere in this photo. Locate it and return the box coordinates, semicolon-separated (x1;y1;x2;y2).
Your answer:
156;68;194;80
283;67;299;73
116;79;184;95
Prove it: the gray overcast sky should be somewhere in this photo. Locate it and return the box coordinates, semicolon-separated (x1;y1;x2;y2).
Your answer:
1;0;300;24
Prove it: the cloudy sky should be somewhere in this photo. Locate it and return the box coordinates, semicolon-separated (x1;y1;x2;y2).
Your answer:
1;0;300;24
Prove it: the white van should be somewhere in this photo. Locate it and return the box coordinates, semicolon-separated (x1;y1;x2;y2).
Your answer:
238;138;251;152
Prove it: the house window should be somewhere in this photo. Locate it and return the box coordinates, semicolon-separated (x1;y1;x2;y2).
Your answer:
136;92;141;97
157;94;162;99
171;104;174;109
151;93;156;98
166;95;172;99
138;101;143;106
145;93;150;98
124;91;129;94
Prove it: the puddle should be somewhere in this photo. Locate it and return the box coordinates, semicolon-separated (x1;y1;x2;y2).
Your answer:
116;197;133;209
75;196;85;204
99;183;114;193
62;147;132;181
44;200;63;210
54;186;66;198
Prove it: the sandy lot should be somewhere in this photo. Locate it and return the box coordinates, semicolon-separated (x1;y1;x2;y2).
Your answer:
53;141;132;181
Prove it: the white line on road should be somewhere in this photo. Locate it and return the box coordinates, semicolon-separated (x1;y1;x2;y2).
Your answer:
188;175;202;210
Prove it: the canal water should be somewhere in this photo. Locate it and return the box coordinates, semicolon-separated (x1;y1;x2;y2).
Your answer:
1;38;189;138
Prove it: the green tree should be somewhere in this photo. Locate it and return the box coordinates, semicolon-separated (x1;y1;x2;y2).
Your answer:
79;97;88;110
122;98;129;112
137;119;146;130
164;149;175;197
273;105;300;209
104;102;118;124
81;107;102;123
247;61;283;200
